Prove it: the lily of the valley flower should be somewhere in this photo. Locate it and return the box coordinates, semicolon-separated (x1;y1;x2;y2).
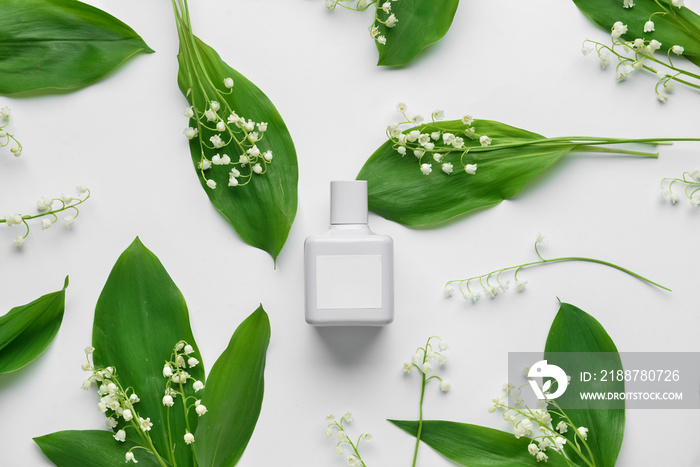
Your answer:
2;186;90;248
661;170;700;208
179;53;274;189
326;0;403;47
388;106;487;177
491;383;590;465
446;234;669;303
582;1;699;102
324;412;371;467
404;336;452;466
0;106;22;157
81;339;210;465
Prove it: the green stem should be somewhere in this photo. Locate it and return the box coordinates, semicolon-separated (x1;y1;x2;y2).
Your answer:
642;52;700;81
171;0;255;166
590;39;700;85
465;136;699;153
544;256;670;291
111;376;169;467
411;338;435;467
178;376;197;467
165;391;176;466
345;437;368;467
505;405;592;467
569;145;659;157
549;401;596;467
448;253;671;293
411;372;426;467
0;191;90;225
394;131;700;158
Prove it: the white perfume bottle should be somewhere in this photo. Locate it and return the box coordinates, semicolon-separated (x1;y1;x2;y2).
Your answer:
304;181;394;326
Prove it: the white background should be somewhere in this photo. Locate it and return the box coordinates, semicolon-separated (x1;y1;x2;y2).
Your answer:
1;0;700;465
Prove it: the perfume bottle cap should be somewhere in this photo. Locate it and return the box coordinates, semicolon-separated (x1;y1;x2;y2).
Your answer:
330;180;368;224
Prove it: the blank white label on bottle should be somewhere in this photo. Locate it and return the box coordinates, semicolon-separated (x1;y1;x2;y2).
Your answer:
316;255;382;309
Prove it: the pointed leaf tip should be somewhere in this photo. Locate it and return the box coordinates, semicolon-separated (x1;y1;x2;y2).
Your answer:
93;240;201;466
545;302;624;467
0;278;67;374
0;0;153;95
194;305;270;466
374;0;459;67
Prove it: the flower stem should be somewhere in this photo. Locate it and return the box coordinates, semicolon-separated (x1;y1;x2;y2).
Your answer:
411;338;432;467
0;191;90;225
568;145;659;157
549;401;596;467
178;377;197;467
500;402;593;467
447;243;671;295
111;376;170;467
544;256;670;291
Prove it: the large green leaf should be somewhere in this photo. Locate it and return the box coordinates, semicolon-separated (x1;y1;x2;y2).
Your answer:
35;430;162;467
194;306;270;467
544;302;625;467
0;276;67;374
0;0;153;95
357;119;573;226
177;34;298;262
573;0;700;68
389;420;570;466
92;238;204;467
375;0;460;66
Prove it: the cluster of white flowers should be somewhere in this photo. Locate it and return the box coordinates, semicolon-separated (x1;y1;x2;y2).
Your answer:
183;77;273;190
387;104;487;177
369;0;400;46
583;0;694;102
3;185;90;248
0;106;22;157
325;412;371;467
81;346;152;464
163;340;207;422
490;383;589;464
444;235;549;303
403;336;451;392
325;0;399;46
661;169;700;207
81;340;208;464
447;233;669;302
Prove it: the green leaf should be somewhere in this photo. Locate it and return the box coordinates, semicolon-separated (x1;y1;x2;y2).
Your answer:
92;238;204;467
375;0;459;66
572;0;700;67
389;420;570;466
0;0;153;95
357;119;573;226
544;302;625;467
194;306;270;467
176;32;298;262
35;430;162;467
0;276;67;374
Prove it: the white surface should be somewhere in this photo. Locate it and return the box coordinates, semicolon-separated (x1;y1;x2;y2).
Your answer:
1;0;700;466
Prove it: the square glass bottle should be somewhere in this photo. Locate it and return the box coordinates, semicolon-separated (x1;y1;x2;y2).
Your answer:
304;181;394;326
